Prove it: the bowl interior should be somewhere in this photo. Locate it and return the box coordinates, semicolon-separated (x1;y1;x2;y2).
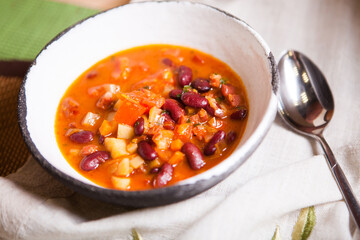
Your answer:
23;2;276;188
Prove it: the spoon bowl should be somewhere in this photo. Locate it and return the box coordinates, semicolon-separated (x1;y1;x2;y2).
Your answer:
277;50;360;228
278;50;334;135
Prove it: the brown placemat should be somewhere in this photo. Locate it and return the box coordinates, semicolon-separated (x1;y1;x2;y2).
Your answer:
0;76;29;176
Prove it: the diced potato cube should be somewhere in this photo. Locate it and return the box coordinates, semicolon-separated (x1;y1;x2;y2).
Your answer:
113;99;123;111
162;84;174;96
126;142;138;154
130;155;145;169
152;130;174;150
170;139;184;151
185;106;196;115
115;158;131;176
99;120;117;136
81;112;100;127
117;124;134;139
104;84;120;94
156;149;173;161
168;151;186;165
148;106;163;128
69;148;80;156
111;176;130;190
104;138;128;158
148;159;161;169
141;115;149;134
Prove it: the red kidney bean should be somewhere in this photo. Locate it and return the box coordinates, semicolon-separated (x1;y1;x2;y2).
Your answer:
181;142;205;170
181;92;209;108
162;58;174;67
162;99;185;122
163;113;175;130
227;131;237;144
69;131;94;144
191;78;211;93
134;117;145;136
169;89;183;100
204;104;215;116
153;163;173;188
80;151;110;171
150;167;160;174
204;130;226;156
98;135;105;145
230;108;248;120
178;65;192;87
137;141;158;161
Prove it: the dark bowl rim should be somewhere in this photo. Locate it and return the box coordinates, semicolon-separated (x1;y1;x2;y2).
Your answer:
17;1;278;207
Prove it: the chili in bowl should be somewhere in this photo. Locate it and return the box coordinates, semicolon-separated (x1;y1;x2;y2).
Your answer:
18;1;278;207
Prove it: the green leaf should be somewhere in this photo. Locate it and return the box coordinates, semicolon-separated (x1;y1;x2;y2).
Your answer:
272;225;282;240
132;229;143;240
219;78;228;87
292;206;316;240
183;85;192;92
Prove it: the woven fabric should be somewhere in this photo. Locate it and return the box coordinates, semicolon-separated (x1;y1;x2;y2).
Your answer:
0;0;97;60
0;76;29;176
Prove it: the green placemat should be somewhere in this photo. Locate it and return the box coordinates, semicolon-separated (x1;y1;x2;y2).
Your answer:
0;0;98;60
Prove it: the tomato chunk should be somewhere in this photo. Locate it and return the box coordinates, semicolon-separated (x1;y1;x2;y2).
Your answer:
114;98;148;126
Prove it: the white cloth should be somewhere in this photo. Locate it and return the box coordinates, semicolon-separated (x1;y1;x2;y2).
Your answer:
1;0;360;239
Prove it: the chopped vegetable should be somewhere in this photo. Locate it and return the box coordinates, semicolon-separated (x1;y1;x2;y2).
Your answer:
99;120;117;137
117;123;135;139
111;176;130;190
114;95;148;126
81;112;100;127
104;138;128;158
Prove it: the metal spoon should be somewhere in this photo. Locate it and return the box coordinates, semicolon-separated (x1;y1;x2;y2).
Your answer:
277;50;360;228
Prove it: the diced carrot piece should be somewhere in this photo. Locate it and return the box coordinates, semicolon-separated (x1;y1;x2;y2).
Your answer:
170;139;184;151
114;98;148;126
152;130;174;150
156;148;173;161
99;120;117;136
174;123;192;141
168;151;186;165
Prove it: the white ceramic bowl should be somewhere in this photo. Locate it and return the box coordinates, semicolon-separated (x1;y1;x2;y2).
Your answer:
18;1;278;207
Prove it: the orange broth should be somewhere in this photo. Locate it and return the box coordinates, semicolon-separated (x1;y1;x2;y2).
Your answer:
55;44;248;190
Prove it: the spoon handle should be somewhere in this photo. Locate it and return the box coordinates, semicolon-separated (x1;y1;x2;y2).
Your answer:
317;134;360;228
